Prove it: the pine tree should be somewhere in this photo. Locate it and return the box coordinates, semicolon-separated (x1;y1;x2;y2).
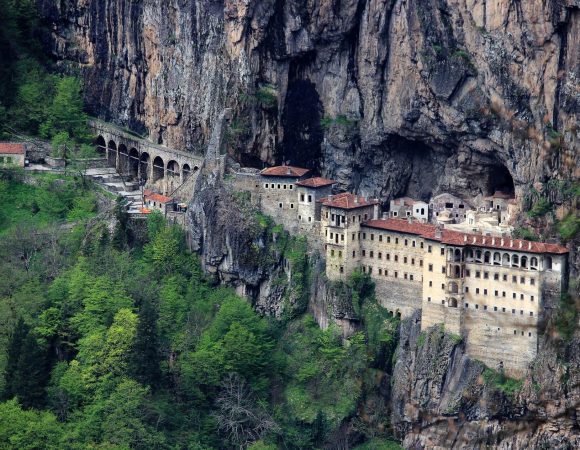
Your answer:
131;296;161;388
2;318;28;401
13;332;51;408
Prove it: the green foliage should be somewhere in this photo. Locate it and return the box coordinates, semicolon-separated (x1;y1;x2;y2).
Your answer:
353;438;403;450
554;293;578;342
482;368;523;396
512;227;539;241
527;197;552;218
320;114;358;131
255;85;278;109
557;213;580;241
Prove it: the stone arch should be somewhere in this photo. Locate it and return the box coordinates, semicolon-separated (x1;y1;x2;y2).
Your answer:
453;264;461;278
512;254;519;267
118;144;129;174
493;252;501;265
95;136;106;155
140;152;150;181
465;249;474;262
454;248;462;262
475;250;483;263
484;251;491;264
107;140;117;167
530;257;538;270
182;163;191;181
152;156;165;182
449;298;458;308
502;253;510;265
167;160;180;178
521;255;528;269
128;148;139;178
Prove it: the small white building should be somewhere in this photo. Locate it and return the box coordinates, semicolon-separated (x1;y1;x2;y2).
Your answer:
0;142;25;167
389;197;429;222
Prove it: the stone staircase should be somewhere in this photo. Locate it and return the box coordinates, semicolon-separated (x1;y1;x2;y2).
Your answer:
85;168;143;214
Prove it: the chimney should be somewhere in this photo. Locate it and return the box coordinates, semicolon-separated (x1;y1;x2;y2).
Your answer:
492;237;495;245
472;237;476;244
528;242;532;250
435;225;442;239
354;196;359;204
464;235;467;243
286;167;291;175
482;237;486;245
510;240;514;248
519;241;523;249
501;238;504;246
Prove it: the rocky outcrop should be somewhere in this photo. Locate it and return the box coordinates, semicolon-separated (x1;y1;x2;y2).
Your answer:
38;0;579;205
391;313;580;449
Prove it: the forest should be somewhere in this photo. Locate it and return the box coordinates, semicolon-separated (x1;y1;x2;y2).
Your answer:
0;165;402;449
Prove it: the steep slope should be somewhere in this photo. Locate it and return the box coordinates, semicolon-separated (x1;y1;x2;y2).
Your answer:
38;0;579;202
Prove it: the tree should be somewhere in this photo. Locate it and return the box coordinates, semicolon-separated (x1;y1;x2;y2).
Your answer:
214;374;279;448
42;77;89;141
2;318;28;401
131;296;162;388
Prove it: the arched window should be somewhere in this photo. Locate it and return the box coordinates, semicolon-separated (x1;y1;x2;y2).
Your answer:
545;256;552;270
454;265;461;278
466;249;474;262
484;251;491;263
449;298;458;308
493;252;501;265
475;250;483;262
502;253;510;265
530;257;538;270
512;255;519;267
449;282;459;294
521;256;528;269
454;249;462;262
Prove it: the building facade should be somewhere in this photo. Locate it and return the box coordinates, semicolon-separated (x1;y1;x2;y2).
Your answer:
430;193;472;223
389;197;429;222
0;143;26;167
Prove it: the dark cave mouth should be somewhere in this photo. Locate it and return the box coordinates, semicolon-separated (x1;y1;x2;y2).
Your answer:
486;163;515;196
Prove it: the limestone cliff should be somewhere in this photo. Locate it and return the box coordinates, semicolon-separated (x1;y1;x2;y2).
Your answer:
38;0;579;204
391;312;580;449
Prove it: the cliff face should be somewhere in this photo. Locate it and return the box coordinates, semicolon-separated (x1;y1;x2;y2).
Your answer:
392;313;580;449
39;0;579;203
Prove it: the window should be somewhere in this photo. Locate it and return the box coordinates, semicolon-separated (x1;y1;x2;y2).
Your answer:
441;283;445;290
530;311;533;317
387;254;391;261
502;307;506;312
352;233;356;240
290;185;293;190
475;304;479;310
520;310;523;315
476;288;480;294
512;276;517;283
513;293;516;299
283;184;287;189
411;258;415;265
466;269;470;277
340;266;344;273
404;257;408;264
378;252;382;259
378;268;382;275
412;241;416;247
514;330;517;335
404;273;408;280
484;289;488;295
428;264;433;272
340;233;344;240
371;234;374;241
394;271;398;278
531;278;535;286
265;183;269;188
410;274;414;281
465;286;469;293
420;242;424;248
420;260;423;267
520;294;524;300
277;184;281;189
476;271;481;278
379;235;383;242
364;214;368;220
440;248;445;256
362;250;366;256
395;238;399;244
484;272;489;279
502;291;506;297
465;303;469;308
387;236;391;243
520;277;525;284
531;295;534;302
308;195;312;202
442;266;446;274
370;251;374;258
331;250;335;256
368;267;372;274
494;306;498;311
290;203;294;209
494;273;499;281
494;290;498;296
278;202;283;208
338;251;342;257
394;255;398;262
484;305;488;310
512;309;515;314
352;251;356;257
363;233;367;240
503;274;507;281
330;232;334;239
428;245;432;253
404;239;408;246
428;297;432;302
429;281;433;287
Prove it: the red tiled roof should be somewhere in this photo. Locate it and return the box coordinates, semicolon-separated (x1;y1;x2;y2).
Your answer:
0;143;25;154
320;192;379;210
260;165;310;177
295;177;336;188
145;192;174;204
364;218;436;236
361;218;568;254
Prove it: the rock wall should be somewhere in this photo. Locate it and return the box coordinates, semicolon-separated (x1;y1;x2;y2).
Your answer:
392;312;580;449
38;0;579;204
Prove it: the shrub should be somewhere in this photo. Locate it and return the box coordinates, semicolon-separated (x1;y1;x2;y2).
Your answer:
512;227;538;241
527;197;551;218
255;85;277;109
482;368;523;396
554;293;578;341
557;213;580;241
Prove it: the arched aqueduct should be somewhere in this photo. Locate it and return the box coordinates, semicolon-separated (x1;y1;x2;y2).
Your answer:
92;120;204;195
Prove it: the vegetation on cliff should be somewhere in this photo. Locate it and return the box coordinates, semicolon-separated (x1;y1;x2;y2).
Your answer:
0;172;402;449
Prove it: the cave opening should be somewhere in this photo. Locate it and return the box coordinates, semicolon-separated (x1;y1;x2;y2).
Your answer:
280;77;322;170
486;163;515;196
